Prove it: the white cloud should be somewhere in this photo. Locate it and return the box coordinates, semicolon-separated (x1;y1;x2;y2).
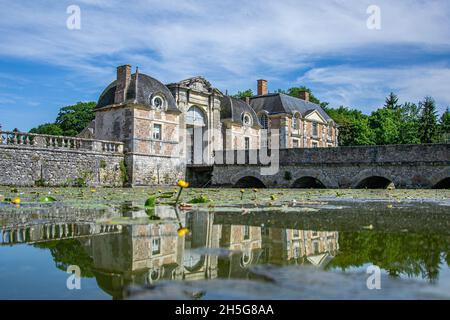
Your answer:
298;65;450;113
0;0;449;111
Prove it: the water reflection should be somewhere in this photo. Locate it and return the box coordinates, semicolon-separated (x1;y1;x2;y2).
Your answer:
0;204;449;299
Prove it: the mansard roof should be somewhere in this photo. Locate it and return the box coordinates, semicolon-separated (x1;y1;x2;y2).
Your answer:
219;96;261;127
96;73;179;112
249;93;332;122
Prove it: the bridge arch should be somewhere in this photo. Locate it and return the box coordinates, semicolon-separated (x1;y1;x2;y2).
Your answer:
292;176;326;189
290;169;337;188
352;169;397;189
355;176;395;189
234;176;266;188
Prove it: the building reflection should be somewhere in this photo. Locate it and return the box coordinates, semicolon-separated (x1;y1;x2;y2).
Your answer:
70;208;338;298
1;207;339;299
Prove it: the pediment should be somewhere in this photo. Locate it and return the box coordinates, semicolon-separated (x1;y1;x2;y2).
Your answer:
305;110;327;123
179;77;212;93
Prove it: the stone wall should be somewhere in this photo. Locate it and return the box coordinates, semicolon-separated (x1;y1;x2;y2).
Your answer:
0;145;124;187
128;153;185;186
211;144;450;189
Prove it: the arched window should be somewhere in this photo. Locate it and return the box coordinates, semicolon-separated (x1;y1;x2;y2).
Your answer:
259;113;268;129
292;113;300;130
186;106;206;127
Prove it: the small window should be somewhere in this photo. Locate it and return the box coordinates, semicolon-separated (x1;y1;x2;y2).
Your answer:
292;116;299;130
259;114;268;129
243;225;250;240
313;241;320;255
245;137;250;150
153;124;162;140
312;142;318;148
312;122;318;136
242;113;252;126
151;95;165;110
293;139;299;148
328;125;333;137
152;237;161;255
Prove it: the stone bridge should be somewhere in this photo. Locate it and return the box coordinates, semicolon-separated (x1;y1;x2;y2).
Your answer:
211;144;450;189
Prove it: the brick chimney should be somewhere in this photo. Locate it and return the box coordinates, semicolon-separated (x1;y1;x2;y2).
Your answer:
298;90;310;102
257;79;268;96
114;64;131;104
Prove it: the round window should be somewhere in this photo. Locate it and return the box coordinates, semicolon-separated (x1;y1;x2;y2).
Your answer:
152;96;165;110
242;113;252;126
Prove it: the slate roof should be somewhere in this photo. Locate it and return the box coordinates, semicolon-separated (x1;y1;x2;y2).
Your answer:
249;93;332;122
219;96;261;127
96;73;179;112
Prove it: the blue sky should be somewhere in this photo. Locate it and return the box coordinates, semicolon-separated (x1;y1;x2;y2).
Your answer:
1;0;449;131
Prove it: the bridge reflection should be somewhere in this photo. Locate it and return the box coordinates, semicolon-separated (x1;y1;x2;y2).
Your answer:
0;223;121;245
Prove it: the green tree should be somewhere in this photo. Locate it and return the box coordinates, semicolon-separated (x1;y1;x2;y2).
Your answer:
384;92;400;110
397;102;421;144
30;123;63;136
369;108;400;145
439;108;450;143
55;101;96;136
324;106;375;146
232;89;254;99
418;97;438;143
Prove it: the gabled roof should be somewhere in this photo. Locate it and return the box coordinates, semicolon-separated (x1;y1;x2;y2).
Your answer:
249;93;332;122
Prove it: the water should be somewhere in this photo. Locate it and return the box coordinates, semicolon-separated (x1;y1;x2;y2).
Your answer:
0;188;449;300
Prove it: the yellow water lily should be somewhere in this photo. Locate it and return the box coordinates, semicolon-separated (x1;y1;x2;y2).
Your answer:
90;188;97;193
11;197;21;205
177;180;189;188
177;227;189;237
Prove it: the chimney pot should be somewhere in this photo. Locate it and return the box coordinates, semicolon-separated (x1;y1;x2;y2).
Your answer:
257;79;268;96
114;64;132;104
299;90;310;102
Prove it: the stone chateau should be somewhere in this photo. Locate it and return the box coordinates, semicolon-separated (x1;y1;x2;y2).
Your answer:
81;64;338;185
1;64;448;188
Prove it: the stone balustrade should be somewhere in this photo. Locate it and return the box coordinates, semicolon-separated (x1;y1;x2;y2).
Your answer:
0;131;123;154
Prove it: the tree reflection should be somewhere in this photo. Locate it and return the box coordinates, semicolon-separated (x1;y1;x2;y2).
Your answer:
328;232;450;282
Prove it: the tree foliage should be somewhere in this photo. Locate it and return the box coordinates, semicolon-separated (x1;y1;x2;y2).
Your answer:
418;97;438;143
29;102;95;137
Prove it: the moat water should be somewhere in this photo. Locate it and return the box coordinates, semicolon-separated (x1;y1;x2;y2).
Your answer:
0;187;449;300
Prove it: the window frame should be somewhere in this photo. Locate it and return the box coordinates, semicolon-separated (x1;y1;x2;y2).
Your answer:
153;123;162;140
312;122;319;137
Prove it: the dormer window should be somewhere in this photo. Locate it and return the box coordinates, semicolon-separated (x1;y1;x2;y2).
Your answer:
259;113;268;129
292;113;300;130
242;113;252;126
151;95;166;110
